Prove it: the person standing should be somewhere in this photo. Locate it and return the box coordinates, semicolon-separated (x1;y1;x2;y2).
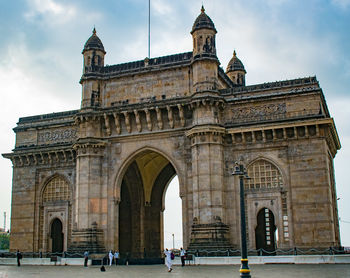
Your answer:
83;250;89;267
180;247;186;267
164;248;173;272
108;250;114;266
114;250;119;266
16;250;22;267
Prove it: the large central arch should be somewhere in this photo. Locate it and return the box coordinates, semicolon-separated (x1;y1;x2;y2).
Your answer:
116;149;178;260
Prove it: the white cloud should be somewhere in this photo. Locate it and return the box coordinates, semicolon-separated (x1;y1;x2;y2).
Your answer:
331;0;350;9
152;0;173;15
25;0;77;24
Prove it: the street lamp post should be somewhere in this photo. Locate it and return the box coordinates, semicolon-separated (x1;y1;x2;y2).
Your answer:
232;162;251;278
172;233;175;250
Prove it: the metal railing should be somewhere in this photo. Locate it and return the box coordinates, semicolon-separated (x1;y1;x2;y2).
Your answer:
0;247;347;259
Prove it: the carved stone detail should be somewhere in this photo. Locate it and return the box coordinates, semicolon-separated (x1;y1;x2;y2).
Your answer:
123;112;131;133
104;113;111;136
144;109;152;131
134;110;142;132
113;113;121;134
177;104;185;127
167;106;174;129
231;103;286;123
38;129;77;144
156;107;163;130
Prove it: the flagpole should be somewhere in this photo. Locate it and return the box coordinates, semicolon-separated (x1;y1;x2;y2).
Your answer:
148;0;150;58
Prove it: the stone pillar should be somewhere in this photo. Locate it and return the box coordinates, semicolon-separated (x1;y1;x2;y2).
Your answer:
186;125;233;251
69;140;106;253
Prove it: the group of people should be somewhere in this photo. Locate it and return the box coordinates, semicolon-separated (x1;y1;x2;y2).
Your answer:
83;250;119;268
164;247;187;272
108;250;120;266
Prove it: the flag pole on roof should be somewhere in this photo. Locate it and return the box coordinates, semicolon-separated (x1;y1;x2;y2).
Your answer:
148;0;151;58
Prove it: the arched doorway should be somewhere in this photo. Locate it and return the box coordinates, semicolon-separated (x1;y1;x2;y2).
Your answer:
51;218;63;253
118;150;178;261
255;208;276;255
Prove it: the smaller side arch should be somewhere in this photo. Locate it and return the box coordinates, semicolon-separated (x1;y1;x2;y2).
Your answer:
38;174;72;253
255;207;277;256
245;157;291;249
50;218;64;253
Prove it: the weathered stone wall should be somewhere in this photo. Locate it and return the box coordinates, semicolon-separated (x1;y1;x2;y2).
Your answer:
288;137;338;247
9;166;36;252
101;67;192;107
224;91;323;126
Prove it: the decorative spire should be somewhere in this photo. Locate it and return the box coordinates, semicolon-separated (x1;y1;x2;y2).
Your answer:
233;50;236;57
201;5;205;13
92;27;96;36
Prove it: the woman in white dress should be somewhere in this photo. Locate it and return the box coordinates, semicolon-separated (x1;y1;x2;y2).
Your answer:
164;248;173;272
108;250;114;266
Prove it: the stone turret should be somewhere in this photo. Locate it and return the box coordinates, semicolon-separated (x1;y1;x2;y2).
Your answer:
81;28;106;109
82;27;106;73
191;6;219;94
226;50;246;86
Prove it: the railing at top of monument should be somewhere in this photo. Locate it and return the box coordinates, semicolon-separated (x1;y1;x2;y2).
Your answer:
0;247;348;259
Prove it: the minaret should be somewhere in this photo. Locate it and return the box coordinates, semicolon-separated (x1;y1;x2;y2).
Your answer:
80;28;106;108
191;5;219;94
226;50;246;86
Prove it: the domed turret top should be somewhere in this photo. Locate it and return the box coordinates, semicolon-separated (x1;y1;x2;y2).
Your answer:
82;28;106;54
226;50;246;73
191;5;217;34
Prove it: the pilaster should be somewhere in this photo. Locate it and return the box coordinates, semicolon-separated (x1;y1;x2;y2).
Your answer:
186;125;233;250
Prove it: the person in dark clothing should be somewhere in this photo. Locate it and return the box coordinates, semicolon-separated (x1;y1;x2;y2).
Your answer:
180;247;186;267
83;251;89;267
16;250;22;266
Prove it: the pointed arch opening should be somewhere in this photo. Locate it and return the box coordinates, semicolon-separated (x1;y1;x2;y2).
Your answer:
50;218;63;253
116;149;181;262
39;175;71;253
255;208;276;256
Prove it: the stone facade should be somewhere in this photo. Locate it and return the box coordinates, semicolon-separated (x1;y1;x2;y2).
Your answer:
3;7;341;257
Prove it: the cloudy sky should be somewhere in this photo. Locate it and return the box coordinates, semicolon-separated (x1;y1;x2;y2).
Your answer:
0;0;349;248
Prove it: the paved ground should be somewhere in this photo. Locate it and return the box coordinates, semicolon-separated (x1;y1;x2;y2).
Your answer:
0;264;350;278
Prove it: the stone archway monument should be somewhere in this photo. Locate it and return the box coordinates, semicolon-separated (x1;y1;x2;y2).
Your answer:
3;6;341;257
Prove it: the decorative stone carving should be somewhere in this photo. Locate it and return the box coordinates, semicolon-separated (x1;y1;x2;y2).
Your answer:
167;106;174;129
104;113;111;136
123;112;131;133
144;109;152;131
38;129;77;144
177;104;185;127
134;110;142;132
231;103;286;123
155;107;163;129
113;113;121;134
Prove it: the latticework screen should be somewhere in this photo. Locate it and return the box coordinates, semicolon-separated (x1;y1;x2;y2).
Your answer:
247;160;283;189
42;176;71;202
